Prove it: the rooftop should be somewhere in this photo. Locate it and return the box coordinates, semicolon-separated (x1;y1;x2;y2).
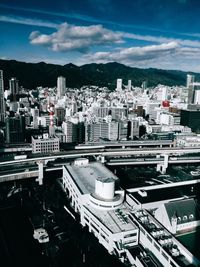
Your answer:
85;203;137;234
65;162;119;195
129;183;200;204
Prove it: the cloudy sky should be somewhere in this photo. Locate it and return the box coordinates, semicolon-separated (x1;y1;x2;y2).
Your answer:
1;0;200;71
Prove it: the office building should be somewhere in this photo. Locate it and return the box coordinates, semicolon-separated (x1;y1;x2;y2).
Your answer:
128;119;139;139
193;86;200;105
32;134;60;154
93;107;109;118
63;159;139;261
62;121;77;143
5;116;25;143
127;80;132;91
118;121;128;140
180;109;200;132
57;76;66;98
85;122;119;142
9;77;19;101
55;107;66;126
110;107;128;120
186;74;195;88
0;70;5;122
142;81;147;91
62;159;200;267
31;108;39;129
116;79;122;91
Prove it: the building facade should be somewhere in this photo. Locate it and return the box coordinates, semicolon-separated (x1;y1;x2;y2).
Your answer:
57;76;66;99
32;135;60;154
0;70;5;123
5;116;25;143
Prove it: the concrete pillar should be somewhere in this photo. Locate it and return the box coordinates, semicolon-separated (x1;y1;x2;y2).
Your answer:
156;163;162;172
36;161;44;185
101;155;105;163
157;163;166;174
157;154;168;174
163;154;169;169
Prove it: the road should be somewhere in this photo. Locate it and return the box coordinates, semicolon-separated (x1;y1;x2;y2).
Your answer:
1;146;200;167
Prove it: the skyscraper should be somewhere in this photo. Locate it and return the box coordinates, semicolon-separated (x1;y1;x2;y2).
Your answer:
9;77;19;101
186;74;195;88
57;76;66;98
127;80;132;91
0;70;5;123
116;79;122;91
5;116;25;143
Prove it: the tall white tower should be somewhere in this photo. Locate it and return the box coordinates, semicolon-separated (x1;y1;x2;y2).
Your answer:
116;79;122;91
127;80;132;91
0;70;5;122
186;74;195;88
57;76;66;98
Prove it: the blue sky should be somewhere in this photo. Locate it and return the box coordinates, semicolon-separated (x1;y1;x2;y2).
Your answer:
1;0;200;71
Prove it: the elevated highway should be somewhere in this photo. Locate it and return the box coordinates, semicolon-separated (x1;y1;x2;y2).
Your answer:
1;146;200;183
107;156;200;166
1;146;200;167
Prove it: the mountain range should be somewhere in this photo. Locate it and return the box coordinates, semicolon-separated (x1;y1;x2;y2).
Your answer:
0;59;198;90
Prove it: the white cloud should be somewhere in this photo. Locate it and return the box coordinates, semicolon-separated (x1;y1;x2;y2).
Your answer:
83;42;200;72
0;15;58;28
29;22;123;52
123;32;200;48
85;42;179;62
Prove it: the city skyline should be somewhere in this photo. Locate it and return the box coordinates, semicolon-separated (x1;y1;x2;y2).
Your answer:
1;0;200;72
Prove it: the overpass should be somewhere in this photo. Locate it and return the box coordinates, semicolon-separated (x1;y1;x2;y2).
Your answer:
1;147;200;183
107;156;200;166
1;146;200;167
0;170;39;183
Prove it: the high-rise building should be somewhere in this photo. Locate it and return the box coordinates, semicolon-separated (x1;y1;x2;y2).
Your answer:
110;107;128;120
128;119;139;139
186;74;195;88
57;76;66;98
85;122;119;142
62;121;77;143
5;116;25;143
116;79;122;91
127;80;132;91
193;87;200;105
142;81;147;91
118;121;128;140
181;109;200;132
31;107;39;129
0;70;5;122
9;77;19;101
188;84;195;104
55;107;66;126
93;107;109;118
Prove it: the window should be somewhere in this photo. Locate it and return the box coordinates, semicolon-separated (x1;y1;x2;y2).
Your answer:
162;251;169;261
147;235;152;243
189;214;194;220
183;215;188;221
154;242;160;251
124;233;137;238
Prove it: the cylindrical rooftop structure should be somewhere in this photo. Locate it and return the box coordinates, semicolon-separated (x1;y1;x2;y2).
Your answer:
95;177;115;200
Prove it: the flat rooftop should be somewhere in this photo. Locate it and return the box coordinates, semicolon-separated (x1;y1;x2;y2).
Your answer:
65;162;119;195
85;203;137;234
128;183;200;204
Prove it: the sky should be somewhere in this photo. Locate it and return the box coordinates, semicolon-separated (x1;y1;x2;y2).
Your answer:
1;0;200;71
